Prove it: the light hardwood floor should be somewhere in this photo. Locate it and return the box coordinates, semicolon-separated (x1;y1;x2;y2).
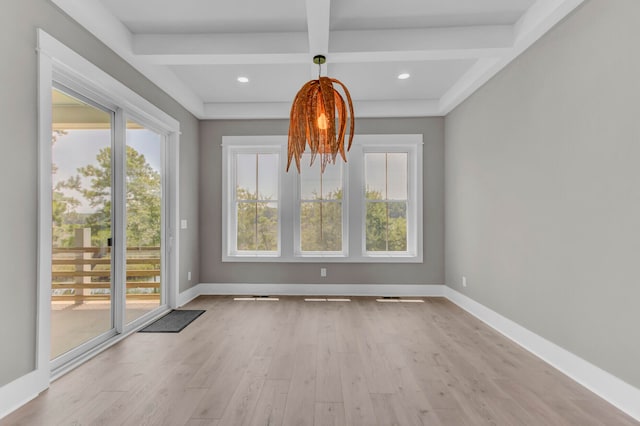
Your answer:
2;296;637;426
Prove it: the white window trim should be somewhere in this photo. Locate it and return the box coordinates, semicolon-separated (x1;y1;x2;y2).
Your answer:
358;136;423;259
222;137;283;260
221;134;423;263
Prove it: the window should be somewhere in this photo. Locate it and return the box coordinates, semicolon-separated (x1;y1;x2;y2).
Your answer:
296;154;346;255
222;135;422;262
234;153;279;253
365;152;408;253
223;141;281;258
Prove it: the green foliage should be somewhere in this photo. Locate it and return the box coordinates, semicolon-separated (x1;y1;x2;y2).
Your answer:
123;146;162;247
365;189;407;252
52;181;81;247
233;185;407;253
236;188;278;251
54;145;161;248
300;200;342;251
51;130;83;248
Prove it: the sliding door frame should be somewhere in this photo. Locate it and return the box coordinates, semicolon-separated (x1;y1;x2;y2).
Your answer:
37;29;180;383
120;111;172;334
48;82;119;370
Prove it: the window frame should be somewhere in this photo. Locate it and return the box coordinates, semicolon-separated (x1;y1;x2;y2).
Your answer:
221;134;423;263
358;137;422;259
222;137;283;260
294;154;349;258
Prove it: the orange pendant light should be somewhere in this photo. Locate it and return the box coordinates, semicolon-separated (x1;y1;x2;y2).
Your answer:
287;55;355;173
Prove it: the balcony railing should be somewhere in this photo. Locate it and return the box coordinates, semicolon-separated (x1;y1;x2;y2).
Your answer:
52;231;161;303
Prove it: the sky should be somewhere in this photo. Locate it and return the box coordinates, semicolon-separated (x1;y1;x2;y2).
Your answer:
53;128;162;213
234;152;407;201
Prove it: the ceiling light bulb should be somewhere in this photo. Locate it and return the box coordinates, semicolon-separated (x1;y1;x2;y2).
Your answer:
397;73;410;80
237;76;249;83
317;112;328;130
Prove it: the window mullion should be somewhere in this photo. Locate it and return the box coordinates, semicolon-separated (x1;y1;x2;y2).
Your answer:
254;154;258;250
281;144;294;258
319;169;323;242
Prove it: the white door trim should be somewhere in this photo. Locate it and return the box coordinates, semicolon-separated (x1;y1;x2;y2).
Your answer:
35;28;181;386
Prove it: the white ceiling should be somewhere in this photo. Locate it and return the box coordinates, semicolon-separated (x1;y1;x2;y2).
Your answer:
53;0;584;119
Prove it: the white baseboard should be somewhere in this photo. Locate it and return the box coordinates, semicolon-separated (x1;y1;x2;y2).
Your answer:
0;369;48;420
194;283;446;297
177;284;202;307
444;287;640;422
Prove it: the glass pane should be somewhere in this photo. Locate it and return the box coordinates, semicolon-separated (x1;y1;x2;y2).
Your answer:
51;88;113;359
365;202;387;251
125;119;162;324
365;201;407;252
300;156;342;201
300;155;320;200
235;152;279;253
237;202;257;251
322;163;342;200
258;154;278;200
365;153;386;199
301;202;342;252
257;202;278;251
236;154;256;200
387;202;407;251
387;153;407;200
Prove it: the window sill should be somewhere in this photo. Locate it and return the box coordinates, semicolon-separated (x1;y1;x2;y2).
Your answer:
222;255;423;263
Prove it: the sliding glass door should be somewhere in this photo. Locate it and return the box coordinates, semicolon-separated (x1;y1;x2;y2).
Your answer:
51;87;116;361
125;119;164;324
50;86;167;368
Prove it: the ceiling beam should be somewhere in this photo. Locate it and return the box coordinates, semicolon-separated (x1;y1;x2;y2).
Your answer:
133;32;308;56
139;53;310;66
305;0;331;56
134;26;513;66
331;26;513;53
327;48;510;63
203;99;440;120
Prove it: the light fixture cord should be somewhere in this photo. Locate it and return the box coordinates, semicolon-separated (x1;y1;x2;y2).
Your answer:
318;61;322;79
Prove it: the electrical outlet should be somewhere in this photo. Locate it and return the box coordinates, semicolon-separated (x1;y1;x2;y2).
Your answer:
188;271;192;281
320;268;327;278
462;276;467;287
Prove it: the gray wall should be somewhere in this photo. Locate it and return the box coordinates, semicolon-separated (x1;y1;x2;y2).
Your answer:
0;0;199;386
200;118;444;285
445;0;640;388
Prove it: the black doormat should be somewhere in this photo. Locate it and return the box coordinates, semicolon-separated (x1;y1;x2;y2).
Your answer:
139;310;205;333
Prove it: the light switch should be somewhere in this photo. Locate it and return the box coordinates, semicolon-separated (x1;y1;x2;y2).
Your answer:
181;219;188;229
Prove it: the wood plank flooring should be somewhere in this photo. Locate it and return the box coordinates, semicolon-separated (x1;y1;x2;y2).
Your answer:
2;296;637;426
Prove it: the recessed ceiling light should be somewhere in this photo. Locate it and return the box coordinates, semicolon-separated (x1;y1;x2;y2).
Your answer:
397;73;410;80
237;76;249;83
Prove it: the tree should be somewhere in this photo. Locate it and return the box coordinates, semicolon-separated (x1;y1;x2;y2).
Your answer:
300;189;342;251
234;185;408;253
60;145;161;248
122;147;161;247
236;188;278;251
51;130;83;248
365;189;407;252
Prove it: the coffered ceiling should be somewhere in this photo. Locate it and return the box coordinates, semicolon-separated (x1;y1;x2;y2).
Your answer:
52;0;584;119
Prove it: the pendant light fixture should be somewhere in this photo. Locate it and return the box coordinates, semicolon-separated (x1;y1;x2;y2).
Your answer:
287;55;355;173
